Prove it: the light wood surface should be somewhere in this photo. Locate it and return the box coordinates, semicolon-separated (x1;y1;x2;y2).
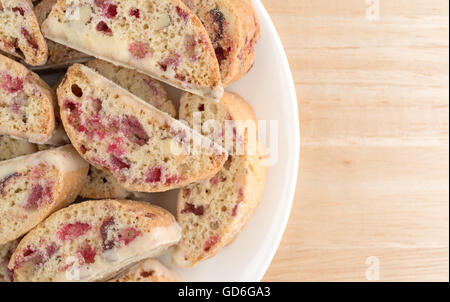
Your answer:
261;0;449;281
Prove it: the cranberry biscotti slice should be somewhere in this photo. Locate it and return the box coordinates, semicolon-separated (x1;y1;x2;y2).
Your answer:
58;64;227;193
32;0;92;70
80;59;177;199
9;199;181;282
0;0;47;65
172;92;267;268
0;135;37;161
42;0;223;99
0;54;56;144
110;259;180;282
0;239;18;282
182;0;260;86
0;145;89;245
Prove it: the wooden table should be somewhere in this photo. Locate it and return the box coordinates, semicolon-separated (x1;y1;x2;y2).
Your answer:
261;0;449;281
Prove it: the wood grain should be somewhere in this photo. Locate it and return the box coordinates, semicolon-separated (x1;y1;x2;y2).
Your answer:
261;0;449;281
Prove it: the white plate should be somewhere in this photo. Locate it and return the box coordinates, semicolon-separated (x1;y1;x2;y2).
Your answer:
157;0;300;281
43;0;299;282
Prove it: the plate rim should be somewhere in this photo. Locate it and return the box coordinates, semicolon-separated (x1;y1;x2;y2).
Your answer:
251;0;300;281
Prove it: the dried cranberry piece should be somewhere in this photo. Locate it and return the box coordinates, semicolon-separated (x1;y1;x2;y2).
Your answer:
120;115;149;146
107;138;126;157
94;0;107;7
96;21;112;35
71;84;83;97
57;222;92;241
140;270;154;278
12;7;25;16
210;175;219;185
129;42;152;59
110;155;131;171
0;72;24;93
118;227;142;245
203;235;220;252
104;4;117;18
159;53;181;71
145;166;162;183
100;217;116;251
129;8;140;18
198;104;205;112
165;174;179;185
21;28;38;49
214;45;230;66
78;244;96;264
176;6;188;22
80;145;87;154
181;203;204;216
24;184;44;209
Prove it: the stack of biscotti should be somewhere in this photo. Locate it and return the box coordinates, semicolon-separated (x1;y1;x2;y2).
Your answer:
9;199;181;282
173;92;267;268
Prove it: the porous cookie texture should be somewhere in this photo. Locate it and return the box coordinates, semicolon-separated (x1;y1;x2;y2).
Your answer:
173;92;267;268
9;199;181;282
0;145;89;245
0;54;57;144
42;0;223;99
0;0;48;65
182;0;260;86
0;239;18;282
110;259;180;282
0;135;37;161
33;0;92;70
79;59;177;199
58;64;227;193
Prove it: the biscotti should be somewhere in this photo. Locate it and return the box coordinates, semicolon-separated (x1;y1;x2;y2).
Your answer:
32;0;92;70
0;135;37;161
0;0;48;65
182;0;260;86
0;239;18;282
58;64;227;193
110;259;180;282
9;199;181;282
173;92;267;268
79;59;177;199
0;54;57;143
42;0;223;99
0;145;89;245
